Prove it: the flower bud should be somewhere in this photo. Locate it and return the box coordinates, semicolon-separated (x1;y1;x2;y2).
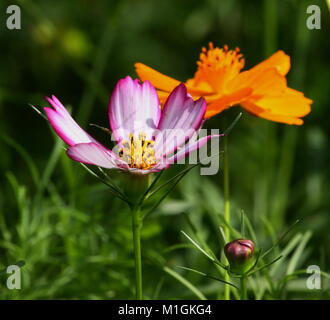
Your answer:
224;239;255;274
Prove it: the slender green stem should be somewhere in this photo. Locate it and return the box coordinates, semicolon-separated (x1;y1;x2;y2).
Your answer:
223;135;231;300
263;0;278;57
127;174;150;300
131;205;143;299
240;276;247;300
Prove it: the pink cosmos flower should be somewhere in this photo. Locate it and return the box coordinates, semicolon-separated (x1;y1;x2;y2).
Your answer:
44;76;221;174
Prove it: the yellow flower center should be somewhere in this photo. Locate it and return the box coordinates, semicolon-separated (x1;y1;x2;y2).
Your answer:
119;133;157;170
194;42;245;93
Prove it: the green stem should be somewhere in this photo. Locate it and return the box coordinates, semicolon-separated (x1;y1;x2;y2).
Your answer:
263;0;278;57
240;276;247;300
131;205;143;300
223;136;231;300
127;174;150;300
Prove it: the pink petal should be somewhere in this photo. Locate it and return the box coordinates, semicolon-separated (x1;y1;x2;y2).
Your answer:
155;84;206;157
108;76;161;144
67;142;127;169
166;134;222;164
44;96;97;146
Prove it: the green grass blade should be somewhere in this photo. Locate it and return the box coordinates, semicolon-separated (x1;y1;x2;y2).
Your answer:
286;231;312;275
163;266;207;300
177;266;238;289
261;219;300;259
2;135;40;187
223;112;243;135
248;255;283;276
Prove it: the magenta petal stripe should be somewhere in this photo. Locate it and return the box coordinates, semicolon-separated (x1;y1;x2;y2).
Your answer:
157;84;206;131
166;134;222;164
154;84;207;157
44;96;97;147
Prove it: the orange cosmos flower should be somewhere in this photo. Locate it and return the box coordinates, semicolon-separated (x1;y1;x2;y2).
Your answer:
135;43;312;125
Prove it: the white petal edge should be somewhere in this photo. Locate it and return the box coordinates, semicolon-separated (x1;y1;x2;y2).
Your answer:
67;142;126;169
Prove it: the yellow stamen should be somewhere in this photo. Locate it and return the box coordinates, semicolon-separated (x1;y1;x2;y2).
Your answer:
194;42;245;93
119;133;157;170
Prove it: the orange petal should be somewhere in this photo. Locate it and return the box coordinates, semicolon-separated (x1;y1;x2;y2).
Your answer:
157;89;208;109
240;87;312;125
156;90;170;105
249;50;291;76
205;87;253;118
251;88;312;117
229;67;287;98
185;78;214;95
135;62;213;96
135;63;180;93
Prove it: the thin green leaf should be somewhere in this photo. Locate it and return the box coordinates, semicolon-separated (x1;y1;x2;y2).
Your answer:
242;249;263;276
97;167;127;197
182;212;198;234
37;136;64;195
217;218;241;239
261;216;278;254
139;171;164;205
147;164;199;199
163;266;207;300
269;233;302;276
177;266;238;289
181;231;227;269
142;169;193;220
163;243;195;253
261;219;300;259
242;210;258;244
2;135;40;187
28;103;48;120
152;277;165;300
182;213;227;272
181;231;215;261
286;231;312;275
248;255;283;276
80;164;130;204
219;226;228;244
89;123;112;135
240;209;245;238
223;112;243;135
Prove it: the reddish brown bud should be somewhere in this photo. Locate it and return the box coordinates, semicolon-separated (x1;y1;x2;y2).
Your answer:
224;239;255;274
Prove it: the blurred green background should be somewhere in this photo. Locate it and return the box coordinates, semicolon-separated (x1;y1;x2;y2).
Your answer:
0;0;329;299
